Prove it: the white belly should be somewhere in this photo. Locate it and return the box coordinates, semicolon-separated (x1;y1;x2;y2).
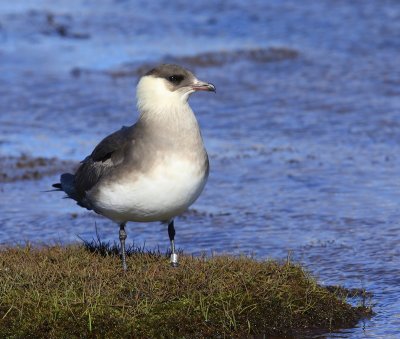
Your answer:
88;157;208;223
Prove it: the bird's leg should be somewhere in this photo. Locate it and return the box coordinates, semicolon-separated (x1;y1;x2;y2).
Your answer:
119;223;128;271
168;219;178;267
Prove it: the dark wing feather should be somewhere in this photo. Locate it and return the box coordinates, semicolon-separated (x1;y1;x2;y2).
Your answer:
73;124;136;202
90;125;132;162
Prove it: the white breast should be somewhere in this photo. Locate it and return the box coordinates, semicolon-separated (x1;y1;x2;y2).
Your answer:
88;156;208;223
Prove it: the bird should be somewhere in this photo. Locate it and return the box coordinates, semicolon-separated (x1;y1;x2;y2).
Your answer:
52;64;215;270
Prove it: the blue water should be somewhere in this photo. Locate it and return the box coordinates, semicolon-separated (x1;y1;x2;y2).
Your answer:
1;1;400;337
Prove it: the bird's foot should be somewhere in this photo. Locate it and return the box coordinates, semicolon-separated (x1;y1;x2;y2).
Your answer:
170;253;179;267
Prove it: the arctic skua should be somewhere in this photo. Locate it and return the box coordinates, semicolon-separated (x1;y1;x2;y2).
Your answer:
53;64;215;270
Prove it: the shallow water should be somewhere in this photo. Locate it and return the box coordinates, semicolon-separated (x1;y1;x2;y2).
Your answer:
1;1;400;337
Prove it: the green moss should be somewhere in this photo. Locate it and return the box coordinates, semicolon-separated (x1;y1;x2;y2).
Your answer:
0;245;371;337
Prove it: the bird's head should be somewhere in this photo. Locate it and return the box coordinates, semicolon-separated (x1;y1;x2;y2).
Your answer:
136;64;215;114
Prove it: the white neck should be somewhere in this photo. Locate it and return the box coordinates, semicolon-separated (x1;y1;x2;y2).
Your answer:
136;76;199;132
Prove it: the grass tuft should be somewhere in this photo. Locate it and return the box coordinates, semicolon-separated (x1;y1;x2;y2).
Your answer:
81;237;165;258
0;244;372;337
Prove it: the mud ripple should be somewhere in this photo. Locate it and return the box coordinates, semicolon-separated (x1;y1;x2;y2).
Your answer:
0;155;76;183
71;47;299;78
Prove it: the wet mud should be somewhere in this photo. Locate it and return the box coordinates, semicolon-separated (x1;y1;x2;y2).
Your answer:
72;47;299;78
0;155;75;183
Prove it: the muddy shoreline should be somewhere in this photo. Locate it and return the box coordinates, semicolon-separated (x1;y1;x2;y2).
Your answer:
0;155;76;183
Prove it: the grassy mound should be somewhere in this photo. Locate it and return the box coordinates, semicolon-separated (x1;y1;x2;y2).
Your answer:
0;245;371;337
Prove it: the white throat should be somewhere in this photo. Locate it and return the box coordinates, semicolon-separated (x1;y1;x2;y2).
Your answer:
136;76;194;118
136;76;199;131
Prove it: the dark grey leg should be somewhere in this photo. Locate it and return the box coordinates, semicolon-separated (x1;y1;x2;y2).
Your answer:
119;223;127;271
168;219;178;267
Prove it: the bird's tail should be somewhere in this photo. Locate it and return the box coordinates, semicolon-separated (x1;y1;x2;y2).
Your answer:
52;173;92;210
52;173;78;201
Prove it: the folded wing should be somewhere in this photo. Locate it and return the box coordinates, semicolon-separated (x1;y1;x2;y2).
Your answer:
53;124;137;209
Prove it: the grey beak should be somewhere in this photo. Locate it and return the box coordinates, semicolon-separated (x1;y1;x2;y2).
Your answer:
192;81;216;93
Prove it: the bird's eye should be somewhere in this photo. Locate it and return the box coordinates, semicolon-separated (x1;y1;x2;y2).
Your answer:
168;75;184;84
